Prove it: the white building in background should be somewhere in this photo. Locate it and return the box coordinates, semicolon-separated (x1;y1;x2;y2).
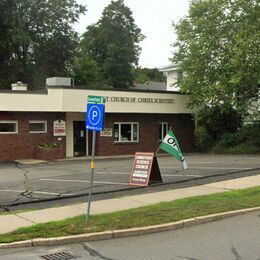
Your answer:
160;65;260;124
131;81;167;91
159;64;182;92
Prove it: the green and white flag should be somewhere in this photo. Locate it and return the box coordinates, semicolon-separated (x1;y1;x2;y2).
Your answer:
159;130;188;170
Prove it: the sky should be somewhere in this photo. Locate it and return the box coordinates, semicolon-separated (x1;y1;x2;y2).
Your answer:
74;0;190;69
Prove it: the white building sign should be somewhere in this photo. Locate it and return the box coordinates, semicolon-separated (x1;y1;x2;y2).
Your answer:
100;128;113;137
53;120;66;136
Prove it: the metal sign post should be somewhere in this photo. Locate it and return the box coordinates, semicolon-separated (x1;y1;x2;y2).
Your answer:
86;130;96;223
85;96;105;223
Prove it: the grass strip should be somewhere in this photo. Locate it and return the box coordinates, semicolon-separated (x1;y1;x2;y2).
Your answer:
1;186;260;243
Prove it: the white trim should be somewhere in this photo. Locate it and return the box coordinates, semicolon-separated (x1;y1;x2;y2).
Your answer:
114;122;139;143
29;120;47;133
0;120;18;134
159;122;168;141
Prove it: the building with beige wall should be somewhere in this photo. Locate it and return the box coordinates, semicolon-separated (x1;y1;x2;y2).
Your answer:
0;82;194;161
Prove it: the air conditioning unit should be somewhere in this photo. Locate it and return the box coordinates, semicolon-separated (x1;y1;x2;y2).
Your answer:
46;77;74;87
11;81;28;91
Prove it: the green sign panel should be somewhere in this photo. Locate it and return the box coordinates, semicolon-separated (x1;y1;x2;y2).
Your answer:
87;95;105;104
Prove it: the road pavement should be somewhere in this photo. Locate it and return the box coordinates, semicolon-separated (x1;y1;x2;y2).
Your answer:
1;210;259;259
0;154;259;211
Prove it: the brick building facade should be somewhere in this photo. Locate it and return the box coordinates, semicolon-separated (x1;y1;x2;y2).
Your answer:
0;84;194;161
96;113;194;156
0;112;66;161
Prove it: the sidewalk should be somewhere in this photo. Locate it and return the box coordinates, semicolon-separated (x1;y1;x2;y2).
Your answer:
1;174;260;234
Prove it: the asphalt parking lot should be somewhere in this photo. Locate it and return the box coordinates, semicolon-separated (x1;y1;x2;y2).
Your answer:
0;154;259;211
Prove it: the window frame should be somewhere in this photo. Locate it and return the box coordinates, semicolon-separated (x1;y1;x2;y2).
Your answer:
114;122;139;143
29;120;47;134
159;122;168;141
0;120;18;134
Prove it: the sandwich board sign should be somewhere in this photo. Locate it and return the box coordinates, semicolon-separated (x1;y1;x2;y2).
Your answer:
129;152;162;186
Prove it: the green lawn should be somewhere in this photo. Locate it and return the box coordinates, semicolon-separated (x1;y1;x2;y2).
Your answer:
1;186;260;243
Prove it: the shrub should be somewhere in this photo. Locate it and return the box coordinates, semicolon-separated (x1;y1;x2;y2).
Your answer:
39;142;59;149
213;124;260;154
196;105;242;140
194;126;214;152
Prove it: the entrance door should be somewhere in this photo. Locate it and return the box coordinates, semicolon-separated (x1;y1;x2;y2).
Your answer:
73;121;86;156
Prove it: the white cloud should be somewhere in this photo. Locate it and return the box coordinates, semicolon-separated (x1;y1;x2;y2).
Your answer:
74;0;189;68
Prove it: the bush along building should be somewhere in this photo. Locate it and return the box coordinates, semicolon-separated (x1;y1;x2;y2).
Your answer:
0;77;194;161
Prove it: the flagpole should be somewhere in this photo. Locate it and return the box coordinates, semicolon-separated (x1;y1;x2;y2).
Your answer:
155;146;160;157
159;128;188;170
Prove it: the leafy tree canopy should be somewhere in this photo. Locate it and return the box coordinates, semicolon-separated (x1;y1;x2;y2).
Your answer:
0;0;86;89
172;0;260;116
133;67;165;84
197;104;242;139
76;0;144;88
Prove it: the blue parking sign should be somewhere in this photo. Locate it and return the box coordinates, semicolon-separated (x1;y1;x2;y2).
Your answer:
86;103;104;132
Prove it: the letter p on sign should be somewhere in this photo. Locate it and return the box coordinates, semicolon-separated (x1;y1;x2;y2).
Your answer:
86;103;104;132
92;110;98;121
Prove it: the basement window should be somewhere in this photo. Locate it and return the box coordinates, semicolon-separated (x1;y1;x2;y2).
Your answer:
29;121;47;133
114;122;139;143
0;121;18;134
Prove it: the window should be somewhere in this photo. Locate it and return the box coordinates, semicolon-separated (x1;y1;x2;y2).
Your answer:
29;121;47;133
0;121;18;134
114;122;139;142
159;122;168;141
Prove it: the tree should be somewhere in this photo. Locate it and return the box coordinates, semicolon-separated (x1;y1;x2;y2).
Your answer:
77;0;144;88
0;0;86;89
72;56;102;87
133;67;165;83
196;105;242;139
172;0;260;116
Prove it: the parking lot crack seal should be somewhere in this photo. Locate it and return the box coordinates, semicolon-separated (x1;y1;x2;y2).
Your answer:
203;185;233;191
15;163;35;198
118;197;147;205
231;246;242;260
14;213;36;224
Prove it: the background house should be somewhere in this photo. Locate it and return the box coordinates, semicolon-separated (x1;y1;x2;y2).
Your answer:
159;64;182;92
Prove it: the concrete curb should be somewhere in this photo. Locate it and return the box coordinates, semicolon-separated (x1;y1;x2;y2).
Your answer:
1;206;260;249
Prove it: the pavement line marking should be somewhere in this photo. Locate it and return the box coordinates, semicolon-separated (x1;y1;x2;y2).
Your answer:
99;166;254;173
163;174;203;177
98;166;254;173
96;171;203;177
98;171;203;177
96;171;129;175
185;161;260;164
160;167;253;170
39;178;129;186
0;189;24;193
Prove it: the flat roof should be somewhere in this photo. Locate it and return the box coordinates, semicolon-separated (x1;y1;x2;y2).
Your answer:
0;85;183;95
159;64;179;72
0;85;193;114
